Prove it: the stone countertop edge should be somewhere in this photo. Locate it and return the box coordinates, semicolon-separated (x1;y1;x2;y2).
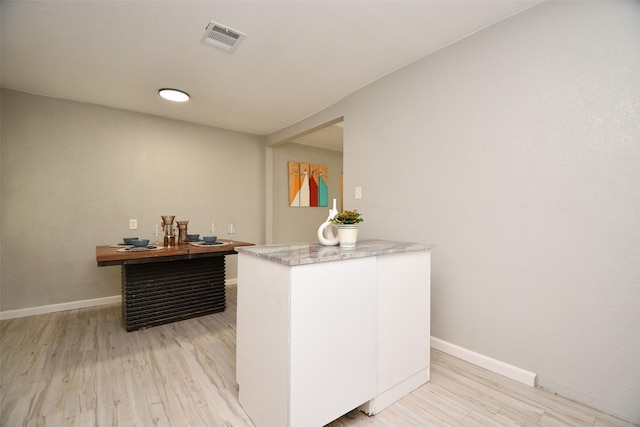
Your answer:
235;239;434;266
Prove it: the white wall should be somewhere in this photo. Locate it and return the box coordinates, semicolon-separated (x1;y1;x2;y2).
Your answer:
268;2;640;423
1;90;265;311
271;142;343;243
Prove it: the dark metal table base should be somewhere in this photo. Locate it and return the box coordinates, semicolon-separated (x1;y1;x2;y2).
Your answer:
121;256;226;331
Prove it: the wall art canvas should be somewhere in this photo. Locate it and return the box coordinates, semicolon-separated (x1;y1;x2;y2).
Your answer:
288;161;328;207
317;164;328;207
288;161;300;206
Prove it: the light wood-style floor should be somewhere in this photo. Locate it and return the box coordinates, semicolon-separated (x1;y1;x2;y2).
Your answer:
1;285;634;427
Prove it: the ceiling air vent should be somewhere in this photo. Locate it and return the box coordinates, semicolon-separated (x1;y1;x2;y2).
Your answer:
201;21;245;53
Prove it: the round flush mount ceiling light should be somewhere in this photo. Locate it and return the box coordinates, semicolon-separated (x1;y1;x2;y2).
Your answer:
158;88;190;102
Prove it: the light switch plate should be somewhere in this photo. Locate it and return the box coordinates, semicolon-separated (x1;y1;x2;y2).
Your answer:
355;186;362;199
129;219;138;230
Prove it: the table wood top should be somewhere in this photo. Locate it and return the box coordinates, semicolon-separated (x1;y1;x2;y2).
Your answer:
96;240;254;266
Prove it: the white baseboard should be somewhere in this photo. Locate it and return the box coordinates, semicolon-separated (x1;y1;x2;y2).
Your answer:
0;295;122;320
431;336;537;387
0;279;239;321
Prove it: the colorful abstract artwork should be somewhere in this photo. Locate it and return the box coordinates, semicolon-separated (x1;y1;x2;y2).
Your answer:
288;161;328;207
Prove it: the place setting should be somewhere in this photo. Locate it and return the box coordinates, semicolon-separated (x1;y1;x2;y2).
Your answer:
114;237;160;252
189;235;226;247
188;223;235;247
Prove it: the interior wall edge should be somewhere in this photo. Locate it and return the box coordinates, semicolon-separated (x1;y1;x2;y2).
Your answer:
264;101;347;146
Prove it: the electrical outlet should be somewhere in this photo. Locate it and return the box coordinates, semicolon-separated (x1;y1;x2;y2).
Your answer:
355;186;362;199
129;219;138;230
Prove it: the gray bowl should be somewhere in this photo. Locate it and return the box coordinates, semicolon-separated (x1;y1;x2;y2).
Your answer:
123;237;139;244
131;239;150;247
187;234;200;241
203;235;217;244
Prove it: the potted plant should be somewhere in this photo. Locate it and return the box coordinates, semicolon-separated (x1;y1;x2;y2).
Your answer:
329;210;363;248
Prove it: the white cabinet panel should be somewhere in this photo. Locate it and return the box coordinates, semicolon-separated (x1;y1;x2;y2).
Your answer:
377;251;430;393
368;251;431;414
290;258;376;427
236;256;291;427
236;243;432;426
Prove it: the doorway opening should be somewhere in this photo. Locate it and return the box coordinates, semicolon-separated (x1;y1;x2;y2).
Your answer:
266;119;344;244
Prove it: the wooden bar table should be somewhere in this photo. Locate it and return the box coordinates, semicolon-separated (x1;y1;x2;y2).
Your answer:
96;240;253;331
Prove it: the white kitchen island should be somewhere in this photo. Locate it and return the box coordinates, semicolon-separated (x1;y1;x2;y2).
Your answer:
235;239;432;427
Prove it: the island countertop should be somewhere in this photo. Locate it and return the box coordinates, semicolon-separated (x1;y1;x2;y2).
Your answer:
235;239;433;266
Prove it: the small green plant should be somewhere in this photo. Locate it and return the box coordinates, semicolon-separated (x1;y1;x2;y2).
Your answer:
329;210;364;225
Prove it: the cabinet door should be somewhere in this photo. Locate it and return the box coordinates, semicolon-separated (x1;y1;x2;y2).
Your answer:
290;257;377;427
376;251;431;396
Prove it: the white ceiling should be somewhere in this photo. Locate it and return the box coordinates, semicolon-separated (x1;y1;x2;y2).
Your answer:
1;1;541;138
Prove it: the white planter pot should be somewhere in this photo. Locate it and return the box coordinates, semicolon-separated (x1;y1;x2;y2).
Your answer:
337;224;359;248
